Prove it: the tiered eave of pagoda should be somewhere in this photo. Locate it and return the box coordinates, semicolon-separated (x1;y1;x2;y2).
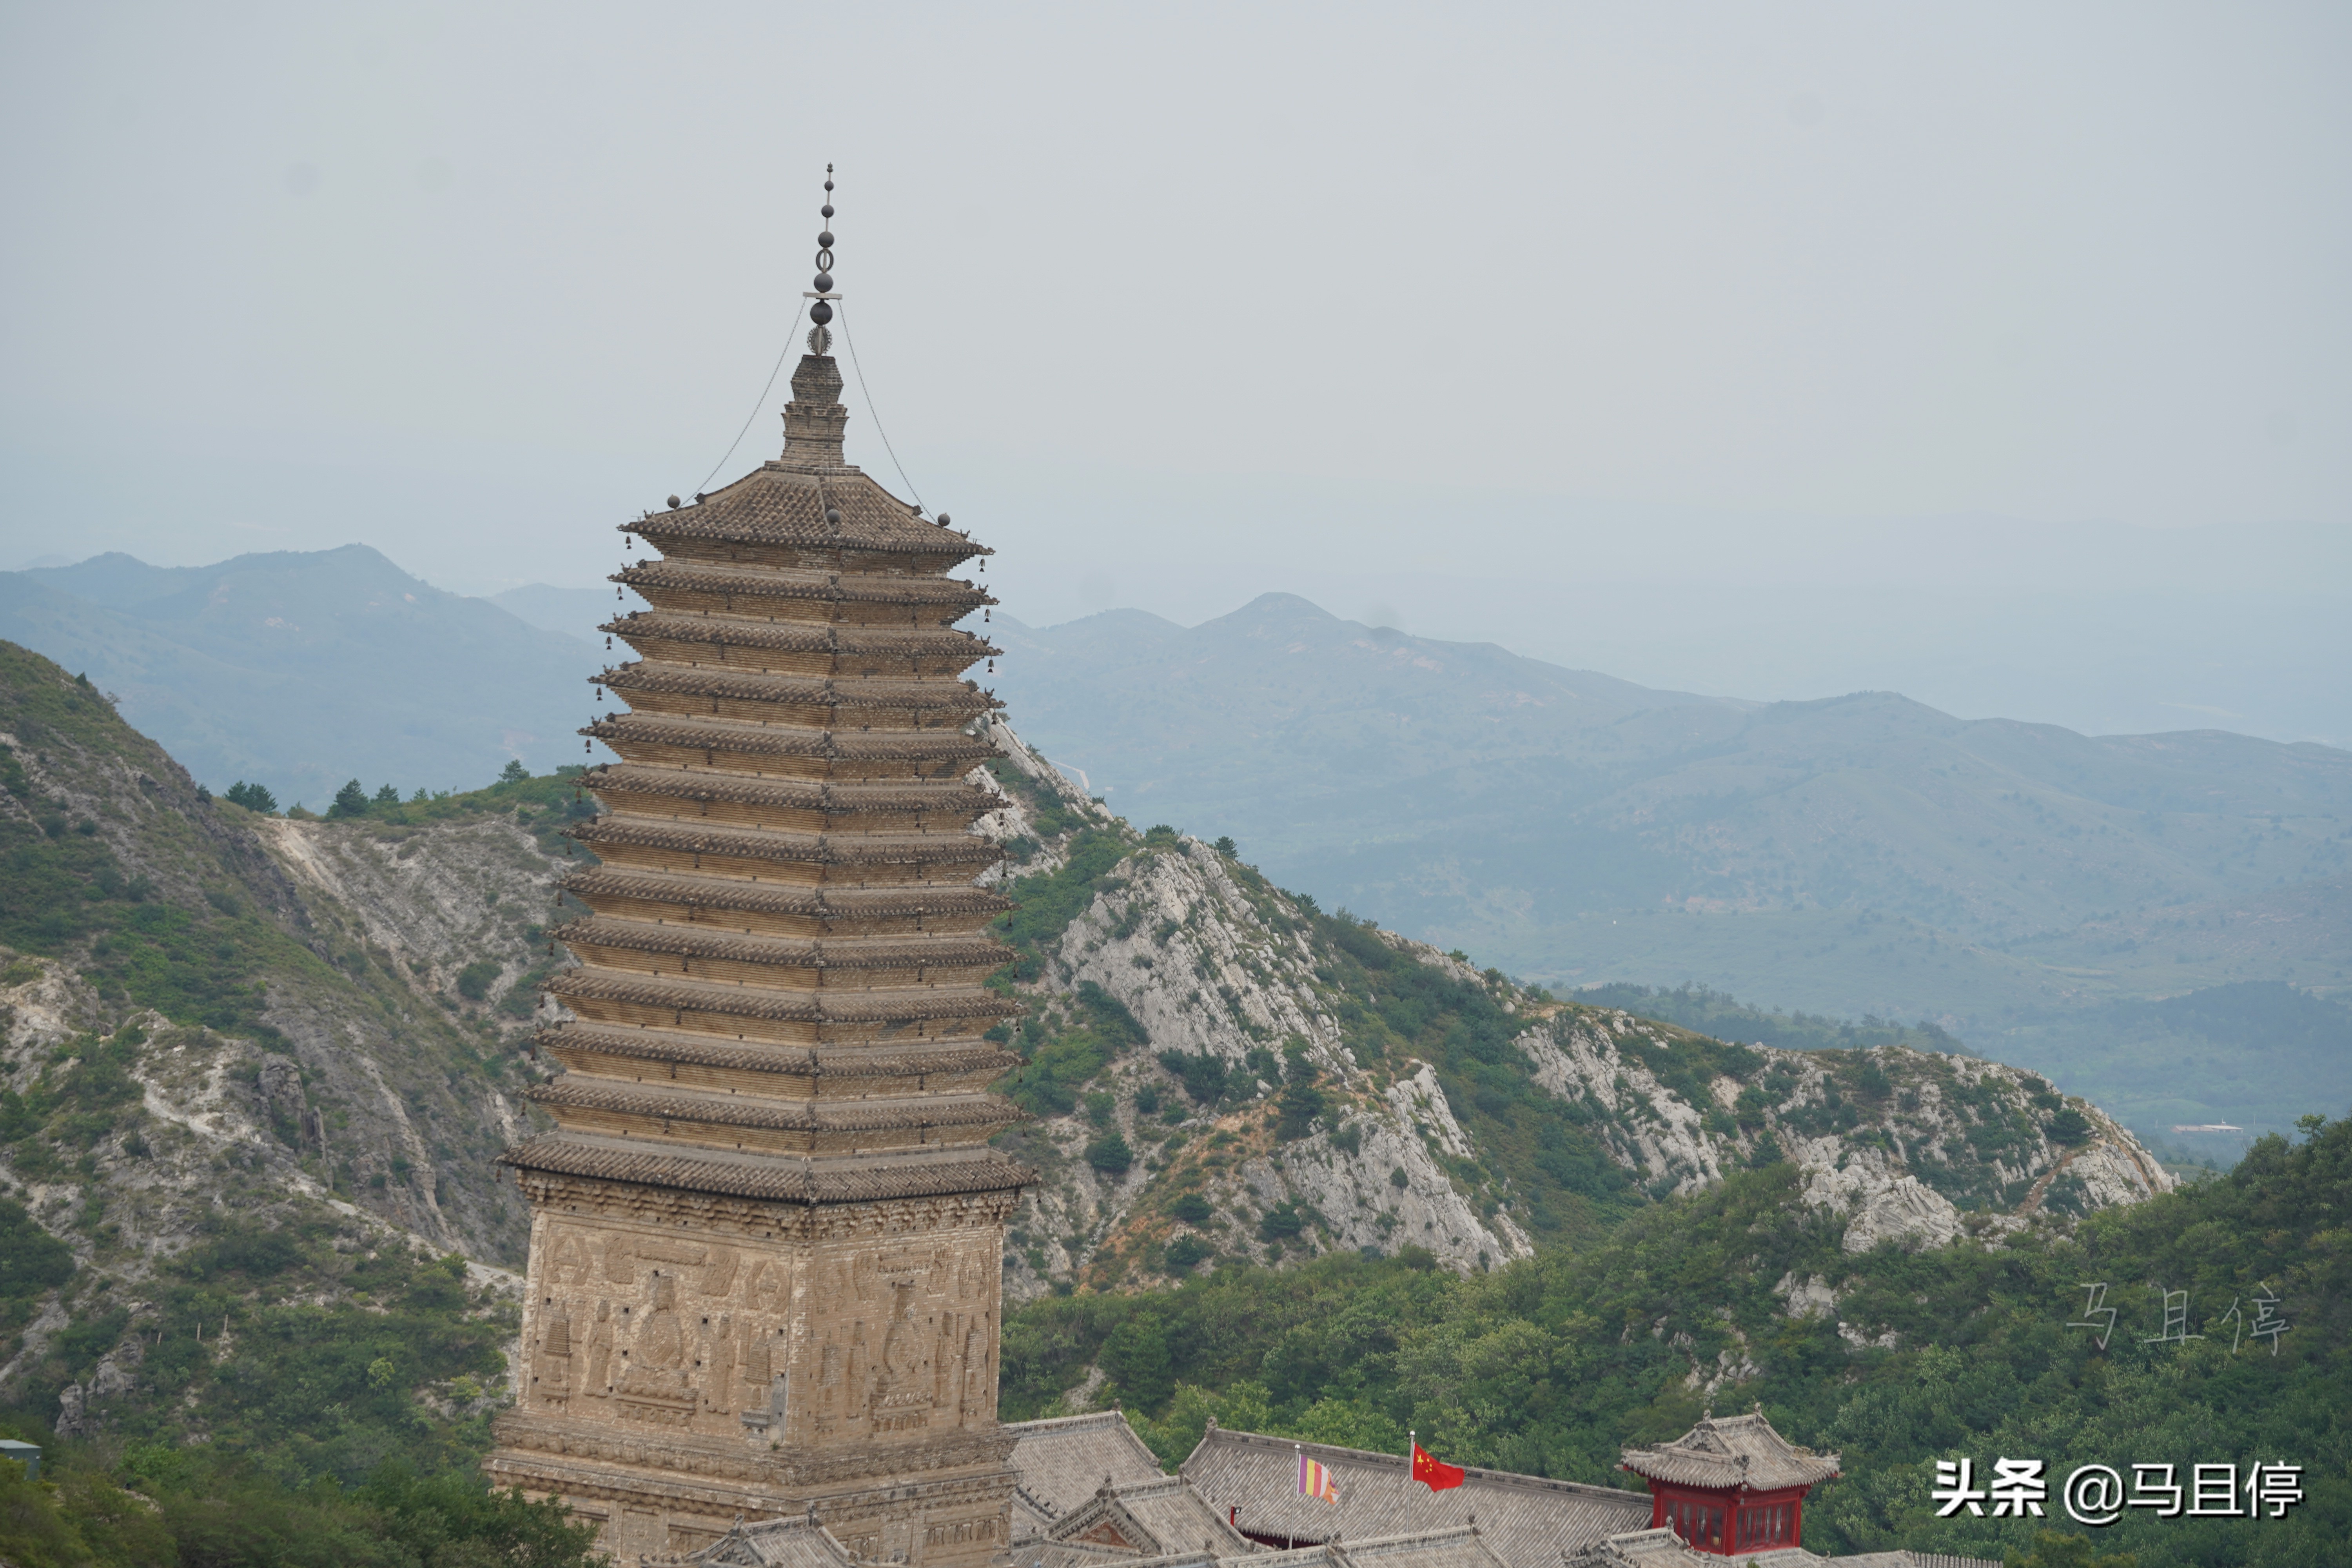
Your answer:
502;345;1032;1215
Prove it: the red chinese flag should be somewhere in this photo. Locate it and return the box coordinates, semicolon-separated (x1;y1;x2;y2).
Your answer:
1412;1442;1465;1492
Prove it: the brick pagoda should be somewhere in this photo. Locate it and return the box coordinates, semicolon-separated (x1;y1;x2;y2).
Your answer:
487;174;1034;1566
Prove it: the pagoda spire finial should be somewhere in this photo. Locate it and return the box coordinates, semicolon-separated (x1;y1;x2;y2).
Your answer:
808;165;839;355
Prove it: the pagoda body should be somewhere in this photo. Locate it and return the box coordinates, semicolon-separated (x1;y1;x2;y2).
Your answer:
487;327;1033;1565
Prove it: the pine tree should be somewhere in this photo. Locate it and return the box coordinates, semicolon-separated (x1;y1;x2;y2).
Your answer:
224;780;278;813
329;779;370;818
498;759;530;785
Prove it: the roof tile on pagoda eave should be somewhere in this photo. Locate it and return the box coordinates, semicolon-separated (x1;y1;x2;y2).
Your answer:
615;560;995;610
544;968;1023;1023
603;615;999;662
627;468;993;563
582;713;1002;767
554;916;1011;970
579;764;999;817
564;818;1006;867
599;663;1000;714
558;866;1013;920
524;1078;1025;1135
499;1132;1037;1205
537;1022;1021;1083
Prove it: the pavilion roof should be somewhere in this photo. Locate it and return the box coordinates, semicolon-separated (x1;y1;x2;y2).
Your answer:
1178;1426;1649;1568
1618;1413;1840;1493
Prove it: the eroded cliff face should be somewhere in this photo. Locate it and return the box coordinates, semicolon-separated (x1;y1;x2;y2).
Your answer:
0;960;525;1428
1511;1006;2171;1252
968;718;2172;1304
0;649;557;1421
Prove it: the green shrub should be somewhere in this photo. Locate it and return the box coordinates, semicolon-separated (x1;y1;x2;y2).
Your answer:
1158;1050;1228;1104
1164;1235;1213;1272
1085;1132;1134;1175
2047;1107;2092;1145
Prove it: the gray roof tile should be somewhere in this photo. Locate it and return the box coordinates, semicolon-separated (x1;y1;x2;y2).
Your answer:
1178;1427;1651;1568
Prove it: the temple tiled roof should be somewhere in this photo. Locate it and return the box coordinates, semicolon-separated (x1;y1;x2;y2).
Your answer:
1559;1530;1706;1568
1179;1427;1650;1568
1005;1412;1171;1533
1618;1413;1839;1493
1044;1475;1254;1561
1252;1528;1507;1568
676;1515;858;1568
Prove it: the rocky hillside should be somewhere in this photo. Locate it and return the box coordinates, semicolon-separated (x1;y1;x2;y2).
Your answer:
0;640;572;1430
0;636;2174;1441
971;718;2172;1305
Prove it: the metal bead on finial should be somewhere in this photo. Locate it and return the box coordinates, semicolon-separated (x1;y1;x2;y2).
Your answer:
808;163;838;336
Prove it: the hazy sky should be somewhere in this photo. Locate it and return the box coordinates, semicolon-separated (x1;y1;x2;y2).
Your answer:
4;4;2348;737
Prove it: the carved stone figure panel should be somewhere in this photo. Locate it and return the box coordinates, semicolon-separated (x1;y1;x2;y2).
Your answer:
518;1209;1005;1453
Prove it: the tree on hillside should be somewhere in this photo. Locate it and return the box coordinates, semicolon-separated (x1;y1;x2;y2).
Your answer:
372;783;399;807
223;780;277;813
499;759;530;785
328;779;370;818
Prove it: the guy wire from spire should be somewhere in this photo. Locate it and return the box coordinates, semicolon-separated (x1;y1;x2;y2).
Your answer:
693;296;809;498
833;298;926;515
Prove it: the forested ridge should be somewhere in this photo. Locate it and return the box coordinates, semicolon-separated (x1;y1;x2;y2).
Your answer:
1002;1114;2352;1567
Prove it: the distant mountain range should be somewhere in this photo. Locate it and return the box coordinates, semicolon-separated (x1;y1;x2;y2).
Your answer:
0;547;597;808
4;550;2342;1142
989;594;2352;1143
490;581;631;647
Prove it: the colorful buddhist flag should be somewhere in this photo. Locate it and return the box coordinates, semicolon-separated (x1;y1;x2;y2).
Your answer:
1411;1439;1465;1492
1297;1451;1339;1505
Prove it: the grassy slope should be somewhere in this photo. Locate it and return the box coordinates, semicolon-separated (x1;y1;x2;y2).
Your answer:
1004;1114;2352;1568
